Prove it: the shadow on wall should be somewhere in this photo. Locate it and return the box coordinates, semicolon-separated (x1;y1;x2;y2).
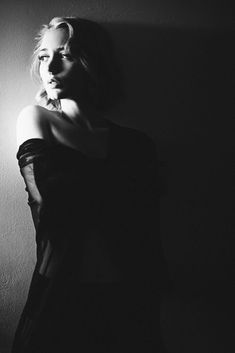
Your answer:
106;23;234;290
106;23;235;353
108;23;233;136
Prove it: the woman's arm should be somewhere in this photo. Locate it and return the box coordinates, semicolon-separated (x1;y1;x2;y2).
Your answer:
20;163;42;230
16;105;48;229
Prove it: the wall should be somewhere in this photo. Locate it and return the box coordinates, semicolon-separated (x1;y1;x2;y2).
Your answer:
0;0;233;352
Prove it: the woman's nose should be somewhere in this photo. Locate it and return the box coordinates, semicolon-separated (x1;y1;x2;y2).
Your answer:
48;55;61;74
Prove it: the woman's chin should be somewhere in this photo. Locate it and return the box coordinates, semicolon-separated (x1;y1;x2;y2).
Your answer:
46;88;64;101
46;87;77;102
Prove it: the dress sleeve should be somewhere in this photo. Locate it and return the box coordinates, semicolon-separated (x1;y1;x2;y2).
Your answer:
16;138;48;229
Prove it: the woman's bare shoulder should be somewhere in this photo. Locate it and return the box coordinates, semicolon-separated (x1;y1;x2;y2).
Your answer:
16;105;54;147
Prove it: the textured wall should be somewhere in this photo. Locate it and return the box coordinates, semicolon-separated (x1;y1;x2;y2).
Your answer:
0;0;233;352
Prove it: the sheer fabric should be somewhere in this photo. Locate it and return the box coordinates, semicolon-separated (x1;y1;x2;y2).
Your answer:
12;122;165;353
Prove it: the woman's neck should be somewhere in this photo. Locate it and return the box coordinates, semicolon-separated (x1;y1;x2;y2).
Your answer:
60;99;106;130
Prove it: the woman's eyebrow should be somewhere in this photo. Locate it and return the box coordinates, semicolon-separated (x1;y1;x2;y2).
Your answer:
39;46;66;52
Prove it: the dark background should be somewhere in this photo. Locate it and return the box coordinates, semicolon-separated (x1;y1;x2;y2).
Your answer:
112;23;235;352
0;1;234;352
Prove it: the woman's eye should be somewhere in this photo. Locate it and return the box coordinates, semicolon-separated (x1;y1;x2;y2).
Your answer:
61;53;73;60
38;55;49;62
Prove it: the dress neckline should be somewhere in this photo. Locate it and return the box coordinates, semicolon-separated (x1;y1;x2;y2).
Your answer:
17;119;119;161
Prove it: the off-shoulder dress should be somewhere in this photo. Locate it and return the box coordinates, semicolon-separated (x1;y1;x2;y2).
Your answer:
11;120;166;353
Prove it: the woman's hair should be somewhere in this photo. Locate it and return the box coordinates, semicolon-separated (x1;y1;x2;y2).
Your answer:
31;16;123;112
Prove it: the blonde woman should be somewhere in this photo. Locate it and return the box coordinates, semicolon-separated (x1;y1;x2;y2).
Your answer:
12;16;166;353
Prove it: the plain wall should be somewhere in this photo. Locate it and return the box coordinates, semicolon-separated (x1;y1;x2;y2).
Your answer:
0;0;233;352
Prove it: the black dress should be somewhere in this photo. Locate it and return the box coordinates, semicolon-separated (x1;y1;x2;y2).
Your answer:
12;121;166;353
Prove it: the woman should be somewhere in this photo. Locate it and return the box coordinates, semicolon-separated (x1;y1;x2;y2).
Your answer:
12;16;166;353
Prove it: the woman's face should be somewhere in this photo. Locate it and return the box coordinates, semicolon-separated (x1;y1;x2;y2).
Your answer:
38;27;81;100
